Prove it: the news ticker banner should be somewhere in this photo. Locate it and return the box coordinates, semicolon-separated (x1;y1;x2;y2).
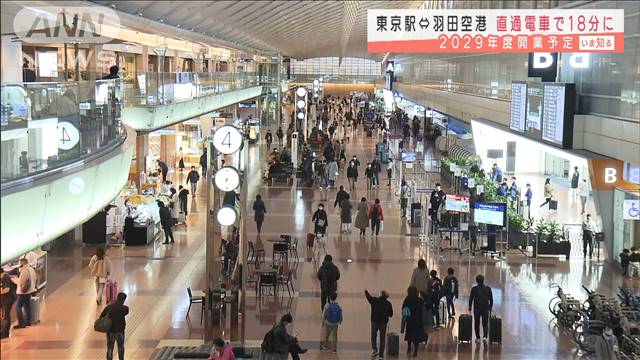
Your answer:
367;9;624;53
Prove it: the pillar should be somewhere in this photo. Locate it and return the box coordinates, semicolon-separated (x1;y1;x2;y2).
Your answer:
195;53;204;72
135;133;149;187
160;133;177;169
136;45;149;74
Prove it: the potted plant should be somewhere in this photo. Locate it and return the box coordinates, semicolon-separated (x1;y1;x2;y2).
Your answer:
508;212;528;249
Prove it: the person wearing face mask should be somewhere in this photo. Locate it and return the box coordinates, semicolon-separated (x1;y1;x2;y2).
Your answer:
346;161;358;191
268;313;307;360
312;204;329;237
365;163;374;190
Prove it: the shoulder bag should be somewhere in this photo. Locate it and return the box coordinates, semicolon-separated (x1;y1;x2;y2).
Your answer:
94;306;112;333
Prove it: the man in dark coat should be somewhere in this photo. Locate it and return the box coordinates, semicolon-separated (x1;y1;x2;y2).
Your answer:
317;255;340;312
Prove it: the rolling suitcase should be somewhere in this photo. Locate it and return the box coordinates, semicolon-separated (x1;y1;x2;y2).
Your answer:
176;211;186;224
106;280;118;303
549;200;558;210
489;314;502;344
30;296;41;324
367;129;373;137
439;298;447;324
306;233;316;248
386;332;399;356
458;314;473;343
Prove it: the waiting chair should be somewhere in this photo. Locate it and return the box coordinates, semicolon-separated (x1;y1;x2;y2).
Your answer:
186;287;205;323
248;241;265;265
258;273;277;297
289;238;299;262
277;269;295;297
272;242;289;267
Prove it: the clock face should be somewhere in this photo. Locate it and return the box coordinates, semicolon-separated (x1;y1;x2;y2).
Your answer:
213;125;243;154
217;206;237;226
214;166;240;192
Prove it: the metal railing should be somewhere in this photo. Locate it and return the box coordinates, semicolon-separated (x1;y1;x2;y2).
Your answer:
1;79;125;183
398;79;512;101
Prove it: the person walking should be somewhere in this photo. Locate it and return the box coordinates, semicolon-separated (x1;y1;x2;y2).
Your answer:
170;188;179;224
409;259;430;295
429;183;446;224
346;161;358;191
582;214;597;259
365;163;374;190
0;268;17;338
579;179;589;214
312;204;329;237
387;159;394;187
265;130;273;151
369;198;384;237
11;258;36;329
99;292;129;360
570;166;580;199
199;148;208;175
186;166;201;197
540;178;555;208
252;195;267;235
89;247;112;305
468;274;493;345
400;180;410;218
269;314;307;360
276;127;284;146
355;197;370;237
401;286;425;357
159;201;175;244
524;183;533;215
328;160;339;189
334;186;349;209
321;292;343;352
317;255;340;312
442;267;459;318
365;289;393;359
339;195;353;233
426;270;443;327
371;156;381;188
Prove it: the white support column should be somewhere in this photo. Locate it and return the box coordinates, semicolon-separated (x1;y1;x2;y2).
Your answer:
1;35;23;82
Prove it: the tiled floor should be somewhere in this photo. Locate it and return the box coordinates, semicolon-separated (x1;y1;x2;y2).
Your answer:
1;118;636;360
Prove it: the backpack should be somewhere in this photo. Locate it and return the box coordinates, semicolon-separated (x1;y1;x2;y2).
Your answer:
475;285;491;309
430;279;443;301
325;302;342;323
371;206;380;221
261;325;277;353
443;276;453;295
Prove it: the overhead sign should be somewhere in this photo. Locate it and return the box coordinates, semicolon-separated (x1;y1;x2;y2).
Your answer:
623;200;639;220
367;9;624;53
589;159;640;191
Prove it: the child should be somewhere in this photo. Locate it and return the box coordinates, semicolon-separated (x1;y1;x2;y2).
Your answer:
322;292;342;353
442;267;459;318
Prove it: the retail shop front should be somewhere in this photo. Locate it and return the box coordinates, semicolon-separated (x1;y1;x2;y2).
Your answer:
471;118;639;262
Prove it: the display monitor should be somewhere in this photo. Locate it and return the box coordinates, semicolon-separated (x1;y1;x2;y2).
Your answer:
526;83;543;132
401;151;416;162
445;194;470;213
541;84;567;145
509;82;527;132
473;202;506;226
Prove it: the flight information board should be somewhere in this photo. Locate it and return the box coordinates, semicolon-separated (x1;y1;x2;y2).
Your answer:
509;82;527;132
526;83;544;132
541;84;567;145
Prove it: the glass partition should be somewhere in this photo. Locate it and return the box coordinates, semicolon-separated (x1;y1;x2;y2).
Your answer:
122;71;272;107
1;79;124;183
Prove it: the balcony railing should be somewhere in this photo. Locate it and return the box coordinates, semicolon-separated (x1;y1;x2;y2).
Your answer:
398;79;512;101
122;72;275;107
1;79;125;184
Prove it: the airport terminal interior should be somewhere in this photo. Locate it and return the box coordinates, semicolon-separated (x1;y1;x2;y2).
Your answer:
0;1;639;359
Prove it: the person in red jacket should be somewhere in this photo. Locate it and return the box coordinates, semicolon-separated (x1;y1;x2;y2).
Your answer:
369;198;384;237
208;337;235;360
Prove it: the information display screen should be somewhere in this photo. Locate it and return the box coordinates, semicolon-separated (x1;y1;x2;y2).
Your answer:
473;202;506;226
509;82;527;132
541;84;566;145
526;83;543;132
401;151;416;162
445;194;470;213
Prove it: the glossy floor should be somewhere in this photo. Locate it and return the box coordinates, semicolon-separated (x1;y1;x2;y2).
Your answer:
1;124;633;360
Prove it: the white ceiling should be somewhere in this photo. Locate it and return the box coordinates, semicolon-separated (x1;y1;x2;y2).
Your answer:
92;0;422;59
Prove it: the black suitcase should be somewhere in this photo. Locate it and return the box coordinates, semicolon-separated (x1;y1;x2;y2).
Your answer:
387;332;399;356
458;314;473;343
489;314;502;344
549;200;558;210
367;129;373;137
410;202;422;227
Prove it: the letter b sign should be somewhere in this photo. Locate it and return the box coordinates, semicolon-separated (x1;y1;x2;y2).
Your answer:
604;168;617;184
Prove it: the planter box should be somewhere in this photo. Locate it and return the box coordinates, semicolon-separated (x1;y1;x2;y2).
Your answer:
509;230;529;249
537;240;571;258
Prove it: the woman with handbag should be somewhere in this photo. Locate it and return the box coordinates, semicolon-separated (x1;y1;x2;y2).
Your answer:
89;247;112;305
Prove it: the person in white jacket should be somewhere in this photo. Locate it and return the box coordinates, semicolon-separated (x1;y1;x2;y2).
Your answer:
12;258;37;328
579;179;589;215
89;247;112;305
